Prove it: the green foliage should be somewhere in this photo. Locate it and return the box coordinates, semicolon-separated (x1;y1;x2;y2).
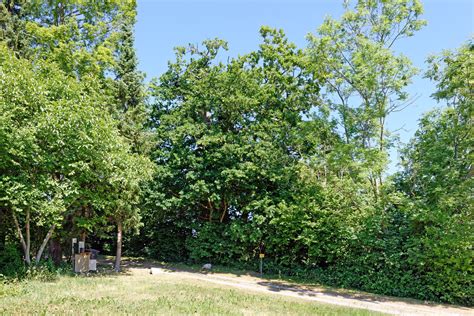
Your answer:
0;0;152;269
112;16;151;156
0;242;25;278
0;41;152;264
0;242;67;282
0;0;136;76
306;0;426;196
393;42;474;305
137;3;471;306
22;260;67;282
144;26;322;267
0;0;471;307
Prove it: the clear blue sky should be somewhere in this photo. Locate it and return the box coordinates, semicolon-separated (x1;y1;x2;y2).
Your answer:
135;0;473;173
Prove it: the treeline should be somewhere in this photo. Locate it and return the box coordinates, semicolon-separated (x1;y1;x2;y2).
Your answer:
0;0;472;306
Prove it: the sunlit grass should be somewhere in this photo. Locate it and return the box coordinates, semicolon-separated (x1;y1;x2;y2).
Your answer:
0;271;384;315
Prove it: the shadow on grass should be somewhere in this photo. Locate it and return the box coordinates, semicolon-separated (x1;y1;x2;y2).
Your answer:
254;280;473;312
95;256;471;312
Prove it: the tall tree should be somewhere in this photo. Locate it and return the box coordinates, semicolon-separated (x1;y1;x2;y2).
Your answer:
0;1;154;268
0;42;152;265
111;16;152;272
0;1;31;56
0;0;136;76
0;45;102;264
396;42;473;304
113;17;150;154
306;0;426;196
144;27;322;263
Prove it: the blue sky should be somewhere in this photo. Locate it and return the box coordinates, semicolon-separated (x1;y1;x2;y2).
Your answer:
135;0;473;173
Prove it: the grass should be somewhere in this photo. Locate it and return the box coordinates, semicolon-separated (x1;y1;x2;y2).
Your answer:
129;258;392;301
0;269;384;315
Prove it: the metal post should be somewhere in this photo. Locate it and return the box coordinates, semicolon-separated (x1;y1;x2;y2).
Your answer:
72;238;77;271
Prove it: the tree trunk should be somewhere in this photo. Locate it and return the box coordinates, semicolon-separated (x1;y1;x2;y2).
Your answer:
49;238;62;266
25;209;31;265
220;199;227;223
35;224;55;265
0;209;7;249
114;221;123;272
208;198;213;222
378;118;385;189
12;212;30;265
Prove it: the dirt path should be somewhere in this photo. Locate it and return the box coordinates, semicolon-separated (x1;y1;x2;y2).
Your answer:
98;258;471;315
134;267;471;316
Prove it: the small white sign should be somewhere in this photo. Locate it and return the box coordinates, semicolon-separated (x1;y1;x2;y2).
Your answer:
72;238;77;243
78;241;85;249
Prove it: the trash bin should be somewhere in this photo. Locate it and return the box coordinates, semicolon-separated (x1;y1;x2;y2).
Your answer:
89;249;100;260
89;249;99;271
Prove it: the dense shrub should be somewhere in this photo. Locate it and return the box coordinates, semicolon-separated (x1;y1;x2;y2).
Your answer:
0;242;25;278
0;242;67;282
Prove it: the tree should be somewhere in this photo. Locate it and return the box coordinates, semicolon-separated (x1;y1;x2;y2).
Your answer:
107;151;153;272
110;15;153;272
396;41;473;304
0;0;137;77
0;1;31;56
144;27;322;263
0;45;78;264
0;44;152;266
113;18;147;128
0;1;154;269
306;0;426;196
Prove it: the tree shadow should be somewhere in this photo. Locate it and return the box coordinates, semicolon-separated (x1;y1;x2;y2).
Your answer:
255;280;473;312
96;257;472;312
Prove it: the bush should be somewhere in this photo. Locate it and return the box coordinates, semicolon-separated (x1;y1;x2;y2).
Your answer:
23;261;63;282
0;242;70;282
0;242;25;278
137;196;472;306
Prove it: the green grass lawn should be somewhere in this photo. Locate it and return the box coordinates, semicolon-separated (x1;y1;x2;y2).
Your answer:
0;271;384;315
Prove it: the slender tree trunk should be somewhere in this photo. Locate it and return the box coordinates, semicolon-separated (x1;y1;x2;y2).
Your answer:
378;118;385;188
49;238;62;266
208;198;213;222
12;212;30;265
0;211;6;249
35;224;55;265
25;209;30;264
220;199;227;223
114;221;123;272
369;174;379;201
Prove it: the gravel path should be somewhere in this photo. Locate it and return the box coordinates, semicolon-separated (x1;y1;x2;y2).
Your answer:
140;267;472;316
